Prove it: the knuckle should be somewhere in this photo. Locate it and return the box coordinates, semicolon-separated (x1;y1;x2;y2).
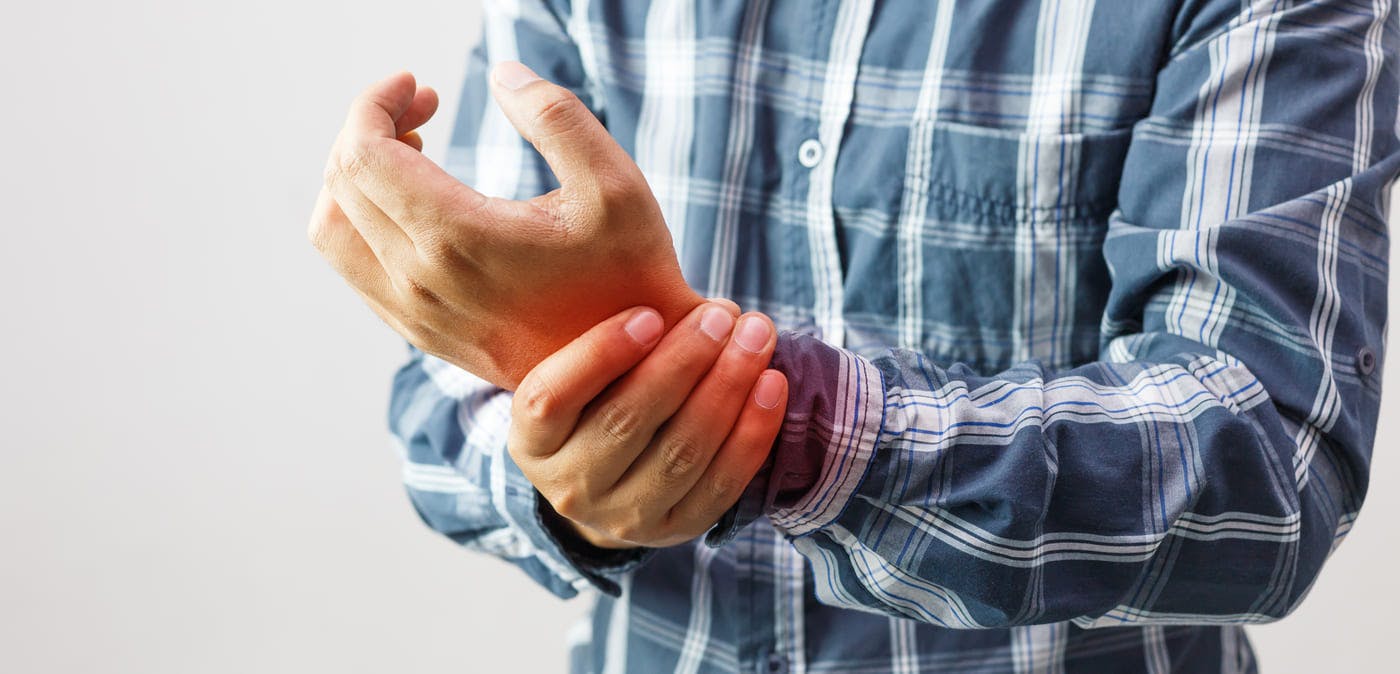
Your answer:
606;512;647;544
657;435;705;480
550;486;584;521
336;138;376;180
649;519;683;546
594;401;644;446
362;90;398;118
604;524;633;544
416;232;462;268
706;472;744;507
531;89;586;138
515;374;562;425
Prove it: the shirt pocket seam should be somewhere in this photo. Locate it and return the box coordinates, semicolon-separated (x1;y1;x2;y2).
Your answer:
910;119;1134;227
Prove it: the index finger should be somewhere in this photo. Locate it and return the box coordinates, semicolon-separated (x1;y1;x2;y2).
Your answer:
332;74;500;243
341;71;418;142
508;307;664;458
336;71;437;145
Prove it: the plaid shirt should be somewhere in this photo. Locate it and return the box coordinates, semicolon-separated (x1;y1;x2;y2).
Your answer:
389;0;1397;671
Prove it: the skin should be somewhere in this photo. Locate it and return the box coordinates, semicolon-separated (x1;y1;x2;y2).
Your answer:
310;67;788;548
512;304;788;548
313;64;701;391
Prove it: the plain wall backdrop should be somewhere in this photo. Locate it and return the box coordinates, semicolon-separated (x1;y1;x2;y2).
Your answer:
1;1;1395;672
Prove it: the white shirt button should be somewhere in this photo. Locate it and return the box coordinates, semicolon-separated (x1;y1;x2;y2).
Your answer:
798;138;824;168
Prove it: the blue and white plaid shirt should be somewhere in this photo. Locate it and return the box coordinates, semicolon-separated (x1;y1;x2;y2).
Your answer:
389;1;1396;671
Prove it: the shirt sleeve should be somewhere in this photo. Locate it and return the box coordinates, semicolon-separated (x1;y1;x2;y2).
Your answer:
712;0;1398;628
387;0;644;599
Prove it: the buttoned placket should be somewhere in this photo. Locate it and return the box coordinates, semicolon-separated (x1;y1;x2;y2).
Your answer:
801;0;875;351
757;4;878;674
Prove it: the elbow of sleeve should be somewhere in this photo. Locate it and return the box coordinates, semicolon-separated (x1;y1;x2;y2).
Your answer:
1076;404;1365;627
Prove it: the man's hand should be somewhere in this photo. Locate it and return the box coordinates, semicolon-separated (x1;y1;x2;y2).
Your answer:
309;67;702;390
509;303;788;549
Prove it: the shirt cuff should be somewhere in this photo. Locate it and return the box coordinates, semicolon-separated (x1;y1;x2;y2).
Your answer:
532;489;653;597
706;331;886;546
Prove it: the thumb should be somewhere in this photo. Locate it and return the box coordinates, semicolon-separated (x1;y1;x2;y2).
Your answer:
489;61;638;195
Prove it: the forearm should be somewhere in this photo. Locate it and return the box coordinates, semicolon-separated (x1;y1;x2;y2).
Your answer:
717;323;1367;627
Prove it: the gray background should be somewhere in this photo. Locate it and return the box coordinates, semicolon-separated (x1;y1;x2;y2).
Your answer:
1;1;1394;672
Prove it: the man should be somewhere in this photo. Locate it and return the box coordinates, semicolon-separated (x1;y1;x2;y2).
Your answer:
311;0;1396;671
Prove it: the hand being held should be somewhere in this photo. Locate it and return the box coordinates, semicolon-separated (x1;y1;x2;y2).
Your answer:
509;303;789;549
309;66;702;390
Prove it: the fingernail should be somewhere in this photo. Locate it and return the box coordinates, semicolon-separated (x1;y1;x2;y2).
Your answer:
734;316;771;353
495;61;541;91
754;371;784;410
699;305;734;341
624;310;662;346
